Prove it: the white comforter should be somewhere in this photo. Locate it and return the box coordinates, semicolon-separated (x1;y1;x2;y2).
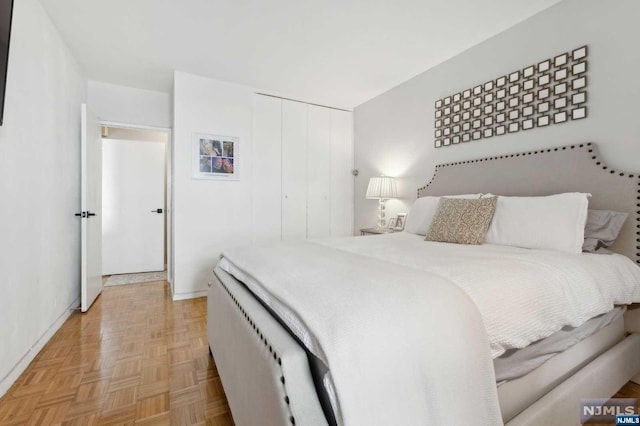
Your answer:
218;233;640;425
219;239;503;426
319;232;640;357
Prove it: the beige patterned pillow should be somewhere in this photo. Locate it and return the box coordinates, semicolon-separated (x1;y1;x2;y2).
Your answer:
425;196;497;245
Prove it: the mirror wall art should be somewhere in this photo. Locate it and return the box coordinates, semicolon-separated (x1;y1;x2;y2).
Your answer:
434;45;588;148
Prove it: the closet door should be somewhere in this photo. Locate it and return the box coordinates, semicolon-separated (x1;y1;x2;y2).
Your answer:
282;100;308;240
307;105;332;239
330;110;354;236
252;94;282;242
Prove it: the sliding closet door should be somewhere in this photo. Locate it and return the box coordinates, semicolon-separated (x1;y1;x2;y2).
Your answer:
282;100;308;240
330;110;354;236
307;105;332;239
252;95;282;242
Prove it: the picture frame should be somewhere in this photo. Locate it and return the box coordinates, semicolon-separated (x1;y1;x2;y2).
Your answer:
393;213;407;231
192;133;239;180
387;217;397;229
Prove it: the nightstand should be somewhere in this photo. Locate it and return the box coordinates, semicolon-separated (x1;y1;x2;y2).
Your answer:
360;227;399;236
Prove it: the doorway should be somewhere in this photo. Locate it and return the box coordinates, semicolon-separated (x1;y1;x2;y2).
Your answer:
100;123;173;291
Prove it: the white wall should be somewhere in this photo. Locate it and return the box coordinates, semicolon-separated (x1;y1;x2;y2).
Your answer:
172;72;254;299
0;0;86;396
354;0;640;230
88;80;171;128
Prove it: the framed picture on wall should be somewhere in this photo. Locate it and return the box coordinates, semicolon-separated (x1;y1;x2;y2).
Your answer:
192;133;239;180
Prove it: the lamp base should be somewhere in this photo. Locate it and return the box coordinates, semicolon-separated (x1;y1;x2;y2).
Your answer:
377;199;386;228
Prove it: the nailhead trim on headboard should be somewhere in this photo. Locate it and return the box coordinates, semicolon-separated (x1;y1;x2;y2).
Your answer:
216;277;297;424
417;143;640;265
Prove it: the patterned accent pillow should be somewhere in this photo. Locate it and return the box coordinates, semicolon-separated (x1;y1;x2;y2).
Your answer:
425;196;498;245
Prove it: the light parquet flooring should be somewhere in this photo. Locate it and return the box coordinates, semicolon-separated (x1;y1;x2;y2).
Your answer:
0;281;233;426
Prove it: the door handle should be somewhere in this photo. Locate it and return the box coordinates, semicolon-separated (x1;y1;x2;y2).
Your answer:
151;209;163;214
74;211;86;218
87;212;96;217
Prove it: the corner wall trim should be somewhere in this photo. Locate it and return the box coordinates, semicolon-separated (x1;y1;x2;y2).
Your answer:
0;297;80;397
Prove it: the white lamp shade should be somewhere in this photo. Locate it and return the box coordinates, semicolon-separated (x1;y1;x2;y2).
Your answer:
366;176;397;199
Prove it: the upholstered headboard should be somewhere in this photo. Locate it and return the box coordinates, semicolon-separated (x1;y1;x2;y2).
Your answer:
417;143;640;264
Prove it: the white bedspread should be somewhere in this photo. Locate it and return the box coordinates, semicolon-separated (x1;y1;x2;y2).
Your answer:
320;232;640;357
218;233;640;425
219;240;503;426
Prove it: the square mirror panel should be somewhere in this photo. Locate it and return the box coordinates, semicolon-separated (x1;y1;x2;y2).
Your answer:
572;107;587;120
538;59;550;72
554;53;568;67
554;111;568;123
523;65;535;78
555;68;568;81
538;101;550;113
522;119;534;130
573;46;588;60
572;92;586;105
572;76;587;90
538;115;550;127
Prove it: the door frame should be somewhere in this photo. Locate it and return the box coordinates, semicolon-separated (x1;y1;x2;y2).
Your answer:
99;120;174;295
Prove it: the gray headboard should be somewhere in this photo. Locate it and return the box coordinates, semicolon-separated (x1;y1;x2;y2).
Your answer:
417;143;640;264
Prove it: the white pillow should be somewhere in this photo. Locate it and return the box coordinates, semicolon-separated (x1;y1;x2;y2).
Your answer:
404;194;483;235
484;193;590;254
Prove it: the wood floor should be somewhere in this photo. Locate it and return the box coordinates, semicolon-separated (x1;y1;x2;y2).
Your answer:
0;281;233;425
0;279;638;425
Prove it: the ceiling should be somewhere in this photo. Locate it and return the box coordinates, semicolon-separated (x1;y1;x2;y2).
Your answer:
39;0;561;109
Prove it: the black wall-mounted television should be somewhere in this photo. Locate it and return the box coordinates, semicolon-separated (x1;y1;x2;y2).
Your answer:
0;0;13;126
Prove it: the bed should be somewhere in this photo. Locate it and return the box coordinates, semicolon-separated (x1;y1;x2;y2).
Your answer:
207;143;640;426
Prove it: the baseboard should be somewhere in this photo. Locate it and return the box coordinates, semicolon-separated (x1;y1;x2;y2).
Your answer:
0;297;80;398
173;290;207;301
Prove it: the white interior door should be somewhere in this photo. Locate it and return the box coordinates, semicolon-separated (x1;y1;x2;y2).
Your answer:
282;100;308;240
307;105;332;239
80;104;103;312
102;139;165;275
